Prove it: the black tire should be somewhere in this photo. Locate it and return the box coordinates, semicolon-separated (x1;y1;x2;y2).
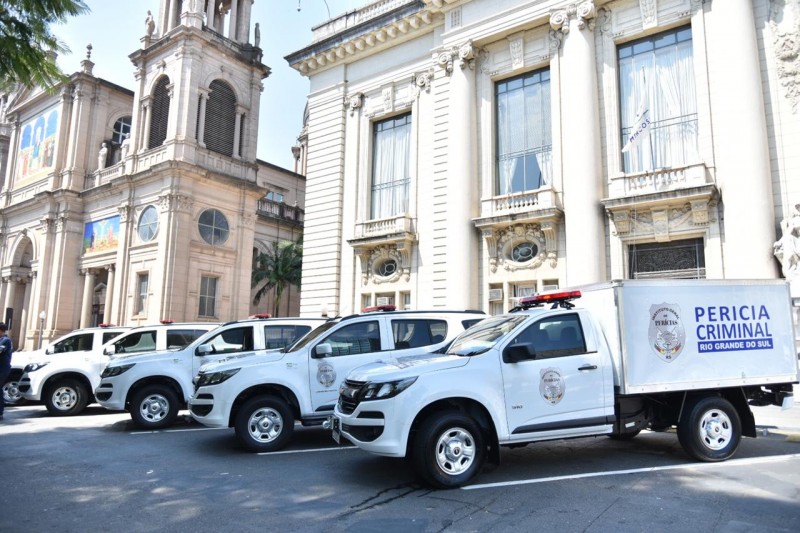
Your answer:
411;411;486;489
608;429;641;441
677;396;741;462
44;378;89;416
130;385;180;429
3;373;26;406
234;396;294;453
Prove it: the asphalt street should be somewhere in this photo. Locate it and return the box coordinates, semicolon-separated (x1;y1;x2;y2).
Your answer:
1;400;799;533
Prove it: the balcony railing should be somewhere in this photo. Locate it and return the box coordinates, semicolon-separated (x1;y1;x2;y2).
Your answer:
257;198;304;225
479;187;559;219
353;214;414;239
609;162;712;198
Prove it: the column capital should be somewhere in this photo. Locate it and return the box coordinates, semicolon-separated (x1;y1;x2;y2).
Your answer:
550;1;597;35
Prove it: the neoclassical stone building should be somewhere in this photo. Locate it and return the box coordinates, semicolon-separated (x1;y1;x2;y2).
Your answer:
287;0;800;317
0;0;305;349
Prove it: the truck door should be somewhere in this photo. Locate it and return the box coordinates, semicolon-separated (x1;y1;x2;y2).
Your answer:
501;312;611;438
193;326;255;374
308;319;388;412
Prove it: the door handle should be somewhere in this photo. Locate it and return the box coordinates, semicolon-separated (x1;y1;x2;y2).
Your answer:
578;365;597;371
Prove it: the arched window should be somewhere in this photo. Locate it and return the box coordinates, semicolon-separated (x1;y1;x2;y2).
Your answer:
203;79;237;157
112;116;132;144
149;77;171;149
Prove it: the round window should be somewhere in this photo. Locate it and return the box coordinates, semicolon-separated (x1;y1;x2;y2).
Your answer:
376;259;398;277
137;205;159;242
511;242;538;263
198;209;229;245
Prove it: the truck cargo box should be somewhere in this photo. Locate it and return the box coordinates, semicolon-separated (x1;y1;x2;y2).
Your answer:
577;280;799;395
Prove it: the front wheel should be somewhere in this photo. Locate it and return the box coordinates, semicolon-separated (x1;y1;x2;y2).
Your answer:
3;374;25;406
677;396;741;462
44;378;89;416
234;396;294;453
130;385;180;429
412;411;486;489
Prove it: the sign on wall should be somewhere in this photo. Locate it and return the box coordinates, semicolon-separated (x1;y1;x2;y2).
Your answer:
17;107;59;181
83;216;120;254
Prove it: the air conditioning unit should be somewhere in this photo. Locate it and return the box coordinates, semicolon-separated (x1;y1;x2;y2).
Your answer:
376;296;392;306
488;288;503;301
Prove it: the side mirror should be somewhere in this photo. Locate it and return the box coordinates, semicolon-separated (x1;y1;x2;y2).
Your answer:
503;343;533;364
103;345;115;356
312;343;332;358
196;344;213;356
45;346;55;355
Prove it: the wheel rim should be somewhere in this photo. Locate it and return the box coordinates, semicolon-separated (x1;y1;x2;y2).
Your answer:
3;381;21;403
139;394;170;423
434;426;476;476
698;408;733;451
52;386;78;411
247;407;283;443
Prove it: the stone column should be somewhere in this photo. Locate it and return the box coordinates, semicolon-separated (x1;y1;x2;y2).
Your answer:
197;90;209;146
233;107;243;158
710;0;776;278
228;0;239;41
103;266;115;324
443;42;479;308
80;269;95;328
20;279;31;350
3;277;16;323
550;2;606;286
140;102;152;151
206;0;216;30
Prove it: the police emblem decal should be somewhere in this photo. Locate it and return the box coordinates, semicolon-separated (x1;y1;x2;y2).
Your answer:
648;303;686;362
317;362;336;388
539;368;565;405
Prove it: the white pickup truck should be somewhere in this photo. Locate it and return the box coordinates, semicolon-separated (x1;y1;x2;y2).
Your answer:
189;309;486;452
96;317;325;429
333;280;800;488
19;322;215;416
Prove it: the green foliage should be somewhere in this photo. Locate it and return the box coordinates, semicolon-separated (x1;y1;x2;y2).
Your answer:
252;237;303;316
0;0;90;91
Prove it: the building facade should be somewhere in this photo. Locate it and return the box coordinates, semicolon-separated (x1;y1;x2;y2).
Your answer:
0;0;305;350
287;0;800;317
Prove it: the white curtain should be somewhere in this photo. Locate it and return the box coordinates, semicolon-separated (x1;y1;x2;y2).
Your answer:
620;34;697;173
371;117;410;219
497;73;552;195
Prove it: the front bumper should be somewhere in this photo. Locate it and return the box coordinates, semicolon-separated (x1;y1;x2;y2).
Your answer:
94;378;127;411
188;385;233;428
334;397;408;458
18;374;41;401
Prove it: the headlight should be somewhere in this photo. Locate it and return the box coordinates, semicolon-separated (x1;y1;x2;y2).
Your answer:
24;362;49;373
196;368;241;387
360;377;417;401
101;363;135;378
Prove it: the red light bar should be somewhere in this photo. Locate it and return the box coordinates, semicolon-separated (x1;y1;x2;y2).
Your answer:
98;323;116;328
251;313;272;319
160;319;174;324
362;305;396;313
518;290;582;306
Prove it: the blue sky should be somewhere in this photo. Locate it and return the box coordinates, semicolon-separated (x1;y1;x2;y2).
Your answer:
54;0;364;171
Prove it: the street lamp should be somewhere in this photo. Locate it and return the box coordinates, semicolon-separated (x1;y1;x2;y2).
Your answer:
38;311;46;350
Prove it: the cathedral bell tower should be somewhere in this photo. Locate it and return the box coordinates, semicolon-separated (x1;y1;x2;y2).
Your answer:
127;0;269;178
113;0;271;322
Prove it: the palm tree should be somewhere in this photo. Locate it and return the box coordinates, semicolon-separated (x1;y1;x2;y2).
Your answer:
0;0;89;91
252;237;303;317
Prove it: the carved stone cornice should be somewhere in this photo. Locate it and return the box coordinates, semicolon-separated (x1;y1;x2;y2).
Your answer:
118;203;131;222
433;41;478;75
769;0;800;113
39;216;55;235
413;69;434;96
482;223;558;273
457;41;476;70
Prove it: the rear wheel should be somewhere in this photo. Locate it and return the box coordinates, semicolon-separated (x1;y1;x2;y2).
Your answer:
235;396;294;453
412;411;485;489
3;373;25;406
677;396;741;462
44;378;89;416
130;385;180;429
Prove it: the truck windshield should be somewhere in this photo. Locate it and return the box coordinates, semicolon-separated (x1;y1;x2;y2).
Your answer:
447;315;528;356
283;321;339;352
